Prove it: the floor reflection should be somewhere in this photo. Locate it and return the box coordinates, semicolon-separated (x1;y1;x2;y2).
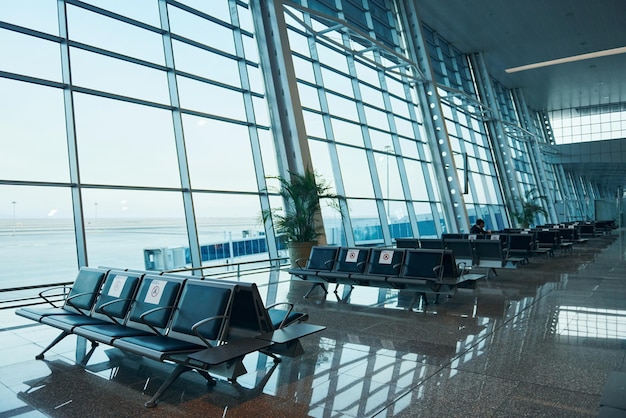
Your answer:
1;231;624;417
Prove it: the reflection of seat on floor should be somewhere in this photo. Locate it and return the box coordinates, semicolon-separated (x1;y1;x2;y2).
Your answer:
17;359;149;415
94;347;280;404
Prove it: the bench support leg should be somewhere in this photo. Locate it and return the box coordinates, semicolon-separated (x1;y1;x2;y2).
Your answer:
304;283;327;298
35;331;70;360
335;285;354;302
196;369;216;387
407;292;426;310
145;364;191;408
266;339;305;358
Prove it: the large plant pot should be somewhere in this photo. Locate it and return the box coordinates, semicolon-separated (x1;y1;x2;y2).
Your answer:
288;241;317;269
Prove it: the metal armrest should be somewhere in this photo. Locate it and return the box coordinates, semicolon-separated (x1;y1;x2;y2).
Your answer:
265;301;295;329
38;285;72;308
294;257;308;268
96;298;133;325
138;305;175;335
191;315;227;347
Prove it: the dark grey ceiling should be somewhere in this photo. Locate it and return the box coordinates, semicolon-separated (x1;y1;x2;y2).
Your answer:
414;0;626;194
415;0;626;111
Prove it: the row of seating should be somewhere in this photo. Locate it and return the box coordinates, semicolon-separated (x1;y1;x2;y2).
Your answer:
288;246;486;306
537;220;617;238
16;267;325;407
396;235;528;273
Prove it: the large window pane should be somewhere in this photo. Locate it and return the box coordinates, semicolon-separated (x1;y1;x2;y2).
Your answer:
403;159;429;200
193;192;266;265
348;199;383;245
331;118;363;147
375;151;404;200
0;0;59;35
0;29;62;81
80;0;160;26
172;40;241;86
70;48;170;104
82;189;188;270
183;115;258;192
0;79;69;182
177;76;245;119
176;0;232;23
337;146;374;198
67;5;164;64
413;201;437;237
167;5;235;55
0;185;77;288
74;94;180;187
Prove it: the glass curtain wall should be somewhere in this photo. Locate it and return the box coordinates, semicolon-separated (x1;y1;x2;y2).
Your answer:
284;1;444;244
2;0;597;289
422;25;506;231
551;105;626;144
491;79;541;219
0;0;278;287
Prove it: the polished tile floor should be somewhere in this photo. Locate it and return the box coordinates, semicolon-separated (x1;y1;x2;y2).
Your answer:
1;230;625;417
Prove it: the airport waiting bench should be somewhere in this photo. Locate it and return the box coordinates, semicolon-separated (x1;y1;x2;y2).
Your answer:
288;246;485;307
396;235;527;277
15;267;325;408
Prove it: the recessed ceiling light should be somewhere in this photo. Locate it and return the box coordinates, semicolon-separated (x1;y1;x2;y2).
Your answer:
505;46;626;73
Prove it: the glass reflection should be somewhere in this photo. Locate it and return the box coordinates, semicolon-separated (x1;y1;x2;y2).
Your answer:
557;306;626;340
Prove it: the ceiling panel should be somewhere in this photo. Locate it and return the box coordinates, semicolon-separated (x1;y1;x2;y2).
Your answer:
414;0;626;111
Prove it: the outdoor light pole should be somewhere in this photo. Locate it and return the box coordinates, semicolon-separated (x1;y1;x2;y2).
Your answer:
11;201;16;235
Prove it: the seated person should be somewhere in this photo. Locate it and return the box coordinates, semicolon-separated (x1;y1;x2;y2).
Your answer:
470;219;490;235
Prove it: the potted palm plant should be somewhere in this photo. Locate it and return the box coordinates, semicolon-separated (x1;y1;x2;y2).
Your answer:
262;169;339;267
511;188;548;228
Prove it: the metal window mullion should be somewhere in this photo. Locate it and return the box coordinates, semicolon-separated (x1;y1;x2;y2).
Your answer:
334;13;390;241
574;175;592;220
564;172;583;219
447;47;496;210
512;89;557;222
469;53;521;225
58;0;87;268
560;171;573;220
378;69;420;239
307;28;354;246
158;0;201;271
348;49;392;245
571;174;586;219
397;0;469;233
231;2;279;260
464;113;504;224
402;82;442;236
543;111;578;215
251;0;328;244
252;0;311;175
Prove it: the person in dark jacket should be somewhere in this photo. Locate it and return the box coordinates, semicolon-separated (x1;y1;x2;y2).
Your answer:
470;219;490;235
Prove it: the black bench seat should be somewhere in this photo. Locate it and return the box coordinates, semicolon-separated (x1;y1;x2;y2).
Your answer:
16;267;325;408
289;246;486;307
